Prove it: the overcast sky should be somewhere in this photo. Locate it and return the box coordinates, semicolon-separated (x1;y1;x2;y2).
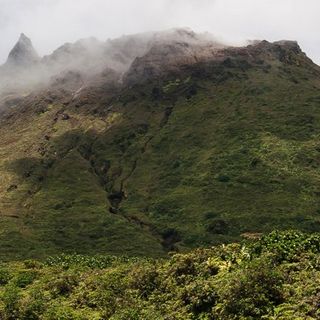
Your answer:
0;0;320;64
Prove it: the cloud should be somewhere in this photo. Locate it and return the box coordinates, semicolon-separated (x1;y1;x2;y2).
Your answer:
0;0;319;64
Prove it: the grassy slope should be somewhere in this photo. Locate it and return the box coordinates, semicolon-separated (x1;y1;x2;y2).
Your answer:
124;59;320;249
0;43;320;259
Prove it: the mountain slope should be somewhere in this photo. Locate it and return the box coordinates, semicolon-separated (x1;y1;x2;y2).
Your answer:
0;33;320;260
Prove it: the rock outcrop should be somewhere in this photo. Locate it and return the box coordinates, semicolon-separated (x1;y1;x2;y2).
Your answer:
6;33;39;67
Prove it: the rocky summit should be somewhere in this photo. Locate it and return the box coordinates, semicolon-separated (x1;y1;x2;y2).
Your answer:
5;33;39;67
0;29;319;261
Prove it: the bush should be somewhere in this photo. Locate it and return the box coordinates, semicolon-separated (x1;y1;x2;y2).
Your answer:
215;257;284;318
17;288;46;319
14;271;38;288
206;219;229;235
250;230;320;262
45;254;137;269
128;262;159;297
0;268;11;286
216;174;230;183
44;305;85;320
2;285;21;319
181;279;217;316
23;260;43;269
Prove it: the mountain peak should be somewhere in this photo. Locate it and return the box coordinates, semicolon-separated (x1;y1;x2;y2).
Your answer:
19;33;29;41
6;33;39;67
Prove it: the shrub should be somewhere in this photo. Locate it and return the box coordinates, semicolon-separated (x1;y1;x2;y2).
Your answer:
215;257;284;318
0;268;11;286
128;262;159;297
47;273;79;297
250;230;320;262
17;288;46;320
206;219;229;235
2;285;21;319
110;306;164;320
217;174;230;183
45;254;121;269
23;260;43;269
181;279;217;316
14;271;38;288
44;305;85;320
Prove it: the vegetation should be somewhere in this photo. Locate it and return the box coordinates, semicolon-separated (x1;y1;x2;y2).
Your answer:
0;231;319;319
0;41;320;260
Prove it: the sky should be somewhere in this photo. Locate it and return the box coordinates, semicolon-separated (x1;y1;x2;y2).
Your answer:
0;0;320;64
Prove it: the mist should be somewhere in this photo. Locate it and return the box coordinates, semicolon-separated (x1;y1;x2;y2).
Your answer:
0;0;320;64
0;0;320;101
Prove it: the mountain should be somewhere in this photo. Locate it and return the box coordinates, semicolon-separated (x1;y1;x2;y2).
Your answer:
0;33;41;95
0;29;319;260
0;28;222;97
5;33;39;67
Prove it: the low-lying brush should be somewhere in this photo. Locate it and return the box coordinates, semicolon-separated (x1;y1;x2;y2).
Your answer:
0;230;320;319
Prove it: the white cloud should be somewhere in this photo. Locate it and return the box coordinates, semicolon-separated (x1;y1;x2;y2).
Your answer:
0;0;319;64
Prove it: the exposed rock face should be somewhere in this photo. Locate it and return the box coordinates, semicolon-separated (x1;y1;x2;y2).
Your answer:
124;41;223;85
105;28;222;74
0;34;41;96
124;39;309;85
6;33;39;67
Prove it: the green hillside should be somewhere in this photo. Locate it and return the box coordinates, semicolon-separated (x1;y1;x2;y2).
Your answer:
0;40;320;259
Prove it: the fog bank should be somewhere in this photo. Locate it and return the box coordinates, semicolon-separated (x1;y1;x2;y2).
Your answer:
0;0;320;64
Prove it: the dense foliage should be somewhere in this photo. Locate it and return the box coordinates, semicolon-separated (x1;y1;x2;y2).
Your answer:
0;230;320;319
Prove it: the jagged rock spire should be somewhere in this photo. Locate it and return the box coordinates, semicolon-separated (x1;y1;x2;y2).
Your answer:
6;33;39;66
